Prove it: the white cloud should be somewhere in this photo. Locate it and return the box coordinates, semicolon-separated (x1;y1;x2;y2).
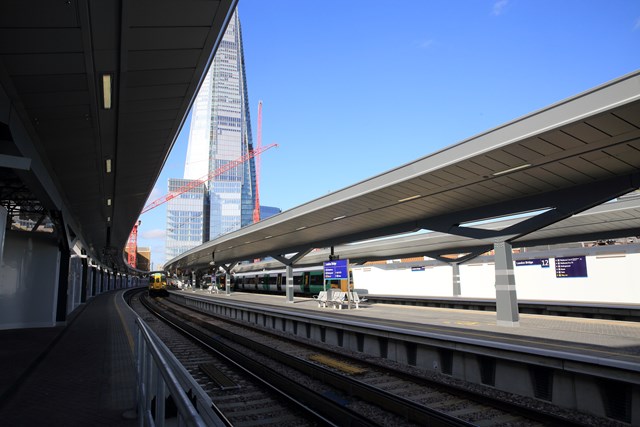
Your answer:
492;0;509;16
145;185;164;205
140;228;165;240
417;39;435;49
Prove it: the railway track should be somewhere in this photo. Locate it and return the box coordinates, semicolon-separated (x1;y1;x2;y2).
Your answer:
130;290;596;426
131;290;334;426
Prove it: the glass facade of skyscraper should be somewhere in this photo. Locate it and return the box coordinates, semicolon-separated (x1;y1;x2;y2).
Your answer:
165;9;256;262
165;179;209;261
207;11;255;238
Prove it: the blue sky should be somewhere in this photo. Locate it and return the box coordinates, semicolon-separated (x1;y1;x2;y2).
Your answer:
138;0;640;269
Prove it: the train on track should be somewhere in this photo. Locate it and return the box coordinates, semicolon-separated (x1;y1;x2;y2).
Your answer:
148;272;168;297
210;266;349;296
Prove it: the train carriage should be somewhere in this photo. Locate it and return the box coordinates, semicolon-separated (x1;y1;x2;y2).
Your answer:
232;266;328;296
148;272;168;297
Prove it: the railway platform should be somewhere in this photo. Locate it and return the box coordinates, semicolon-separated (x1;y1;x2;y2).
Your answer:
182;289;640;366
0;290;138;427
1;286;639;425
171;288;640;424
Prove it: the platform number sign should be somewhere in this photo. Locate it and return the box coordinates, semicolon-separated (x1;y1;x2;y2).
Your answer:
515;258;550;268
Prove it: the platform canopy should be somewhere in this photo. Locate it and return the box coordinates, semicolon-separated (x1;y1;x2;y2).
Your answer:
232;196;640;272
0;0;237;269
167;71;640;272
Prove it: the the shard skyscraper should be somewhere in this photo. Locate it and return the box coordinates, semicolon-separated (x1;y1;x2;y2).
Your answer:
166;9;256;262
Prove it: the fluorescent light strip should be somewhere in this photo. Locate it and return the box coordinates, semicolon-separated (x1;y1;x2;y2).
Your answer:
492;164;531;176
107;198;111;206
296;226;307;231
332;215;346;221
105;158;112;173
102;74;112;109
398;194;421;203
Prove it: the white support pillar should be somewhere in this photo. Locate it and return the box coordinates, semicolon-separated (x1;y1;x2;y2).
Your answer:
452;263;461;296
225;272;231;296
494;241;519;327
285;265;294;303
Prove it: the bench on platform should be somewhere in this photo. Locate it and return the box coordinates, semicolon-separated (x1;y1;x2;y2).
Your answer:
314;290;367;309
347;291;367;309
314;291;328;307
314;290;346;308
328;291;346;309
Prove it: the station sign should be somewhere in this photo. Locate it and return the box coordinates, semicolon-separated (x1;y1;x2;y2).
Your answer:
555;256;588;278
324;259;349;279
515;258;550;268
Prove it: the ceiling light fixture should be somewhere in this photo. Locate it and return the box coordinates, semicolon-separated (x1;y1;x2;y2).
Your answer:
296;226;307;231
332;215;346;221
398;194;421;203
107;198;111;206
102;74;112;109
492;164;531;176
105;158;112;173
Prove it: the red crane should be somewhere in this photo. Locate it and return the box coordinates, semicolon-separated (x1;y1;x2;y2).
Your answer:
126;220;141;268
126;142;278;268
252;101;263;224
141;142;277;214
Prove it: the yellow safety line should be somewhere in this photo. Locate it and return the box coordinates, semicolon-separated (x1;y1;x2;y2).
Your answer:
426;321;640;361
114;293;136;353
389;304;640;360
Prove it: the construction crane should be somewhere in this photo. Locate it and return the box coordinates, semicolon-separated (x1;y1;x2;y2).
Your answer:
141;142;277;214
126;220;141;268
125;142;277;268
252;100;263;224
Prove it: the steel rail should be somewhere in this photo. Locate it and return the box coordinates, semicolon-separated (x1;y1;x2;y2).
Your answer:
153;296;477;427
140;294;352;426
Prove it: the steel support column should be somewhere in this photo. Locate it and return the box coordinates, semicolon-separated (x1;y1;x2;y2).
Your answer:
55;243;70;323
0;205;6;264
452;263;461;297
272;248;313;303
494;241;519;327
285;265;294;303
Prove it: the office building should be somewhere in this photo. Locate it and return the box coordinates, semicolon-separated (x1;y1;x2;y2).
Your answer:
166;9;256;261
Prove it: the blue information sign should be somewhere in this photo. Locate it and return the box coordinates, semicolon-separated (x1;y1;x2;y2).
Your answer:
515;258;550;268
324;259;349;279
555;256;588;278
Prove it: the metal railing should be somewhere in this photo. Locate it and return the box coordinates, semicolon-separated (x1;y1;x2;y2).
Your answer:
135;317;229;427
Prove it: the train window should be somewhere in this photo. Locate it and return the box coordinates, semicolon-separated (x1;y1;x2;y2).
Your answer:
309;273;323;286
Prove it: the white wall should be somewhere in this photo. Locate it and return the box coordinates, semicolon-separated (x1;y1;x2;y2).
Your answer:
0;232;60;329
513;253;640;303
352;252;640;304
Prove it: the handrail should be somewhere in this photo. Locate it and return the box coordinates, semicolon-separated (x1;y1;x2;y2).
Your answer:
135;317;228;427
